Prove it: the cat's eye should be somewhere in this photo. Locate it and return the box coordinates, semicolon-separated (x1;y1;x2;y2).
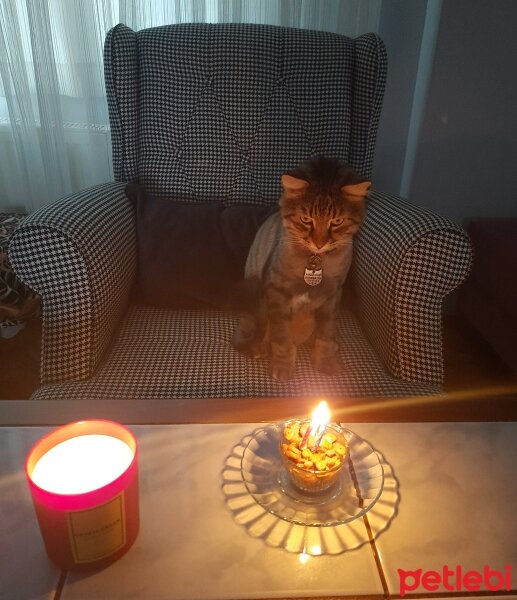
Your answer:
331;217;345;226
300;215;312;225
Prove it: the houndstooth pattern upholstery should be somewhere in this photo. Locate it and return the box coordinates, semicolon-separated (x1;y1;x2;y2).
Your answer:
30;305;439;401
104;26;139;183
353;190;473;385
7;23;473;399
8;183;136;383
105;23;386;203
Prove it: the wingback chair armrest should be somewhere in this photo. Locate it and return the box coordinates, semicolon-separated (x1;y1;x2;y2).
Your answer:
8;182;136;384
351;190;473;386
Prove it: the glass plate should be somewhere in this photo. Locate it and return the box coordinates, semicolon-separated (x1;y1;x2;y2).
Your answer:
241;424;384;527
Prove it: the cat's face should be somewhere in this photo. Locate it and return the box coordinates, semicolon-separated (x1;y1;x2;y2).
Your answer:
279;162;370;255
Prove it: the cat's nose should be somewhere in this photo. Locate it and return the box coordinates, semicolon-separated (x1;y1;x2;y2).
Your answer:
312;227;329;249
313;238;327;249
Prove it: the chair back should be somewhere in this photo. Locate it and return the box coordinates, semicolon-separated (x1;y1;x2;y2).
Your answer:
104;23;386;203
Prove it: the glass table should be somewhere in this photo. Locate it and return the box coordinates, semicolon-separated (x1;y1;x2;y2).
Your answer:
2;419;517;599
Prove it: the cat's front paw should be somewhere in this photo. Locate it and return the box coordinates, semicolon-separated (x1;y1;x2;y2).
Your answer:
312;339;343;376
269;343;296;382
269;361;296;382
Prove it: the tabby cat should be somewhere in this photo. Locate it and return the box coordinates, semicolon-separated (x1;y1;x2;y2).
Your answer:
231;156;370;382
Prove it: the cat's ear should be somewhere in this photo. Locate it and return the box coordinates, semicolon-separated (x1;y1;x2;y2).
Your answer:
342;181;371;201
281;174;310;195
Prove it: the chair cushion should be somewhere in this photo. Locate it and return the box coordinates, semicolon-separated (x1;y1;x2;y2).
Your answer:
31;305;439;401
126;183;274;309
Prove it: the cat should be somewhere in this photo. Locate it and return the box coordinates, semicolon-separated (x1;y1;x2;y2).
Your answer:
231;155;370;382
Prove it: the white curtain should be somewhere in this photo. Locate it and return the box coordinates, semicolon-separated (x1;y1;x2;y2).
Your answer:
0;0;381;212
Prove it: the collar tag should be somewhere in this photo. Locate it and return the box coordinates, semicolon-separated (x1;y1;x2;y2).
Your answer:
304;255;323;286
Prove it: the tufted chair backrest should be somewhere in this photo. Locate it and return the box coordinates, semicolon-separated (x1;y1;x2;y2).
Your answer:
104;23;386;205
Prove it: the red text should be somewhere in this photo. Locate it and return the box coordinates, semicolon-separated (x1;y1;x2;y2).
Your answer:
398;565;512;597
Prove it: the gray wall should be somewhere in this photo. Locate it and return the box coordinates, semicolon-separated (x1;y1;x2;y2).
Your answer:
373;0;428;195
408;0;517;225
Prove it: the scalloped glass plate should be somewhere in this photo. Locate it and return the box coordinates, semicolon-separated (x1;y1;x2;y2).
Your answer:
241;424;384;527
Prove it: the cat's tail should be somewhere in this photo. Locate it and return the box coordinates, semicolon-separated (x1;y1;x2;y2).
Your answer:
228;277;267;358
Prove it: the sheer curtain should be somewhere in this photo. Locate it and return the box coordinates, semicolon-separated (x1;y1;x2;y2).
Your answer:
0;0;381;212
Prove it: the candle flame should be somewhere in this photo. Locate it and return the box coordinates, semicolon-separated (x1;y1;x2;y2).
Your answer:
310;401;330;438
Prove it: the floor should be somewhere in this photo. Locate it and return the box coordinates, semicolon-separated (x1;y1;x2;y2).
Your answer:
0;317;41;400
442;315;516;390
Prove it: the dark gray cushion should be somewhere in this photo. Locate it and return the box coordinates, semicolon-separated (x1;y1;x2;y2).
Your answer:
126;184;274;309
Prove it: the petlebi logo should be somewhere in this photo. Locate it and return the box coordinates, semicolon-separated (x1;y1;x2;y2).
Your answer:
398;565;513;597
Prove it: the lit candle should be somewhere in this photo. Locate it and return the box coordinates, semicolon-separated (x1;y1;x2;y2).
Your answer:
26;420;139;570
280;401;348;494
300;400;331;450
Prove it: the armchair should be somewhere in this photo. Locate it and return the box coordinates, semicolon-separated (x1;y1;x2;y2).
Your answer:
9;23;472;402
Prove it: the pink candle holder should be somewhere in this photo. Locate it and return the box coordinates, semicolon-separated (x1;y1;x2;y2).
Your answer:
25;420;139;570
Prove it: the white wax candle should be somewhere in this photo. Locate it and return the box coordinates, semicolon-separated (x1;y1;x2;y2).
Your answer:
31;434;134;494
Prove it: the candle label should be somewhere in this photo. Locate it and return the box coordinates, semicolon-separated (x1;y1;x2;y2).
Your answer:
67;492;126;563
